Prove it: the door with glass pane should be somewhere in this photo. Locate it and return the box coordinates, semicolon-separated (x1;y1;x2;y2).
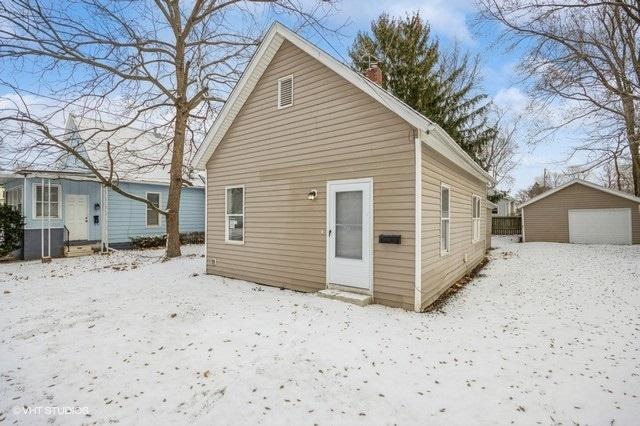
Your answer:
327;179;372;290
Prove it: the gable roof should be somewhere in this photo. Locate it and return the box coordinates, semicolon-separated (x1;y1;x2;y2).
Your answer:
518;179;640;208
61;115;204;187
192;22;493;184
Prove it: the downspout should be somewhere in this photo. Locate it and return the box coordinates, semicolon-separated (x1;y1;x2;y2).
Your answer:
23;176;27;260
22;177;27;212
47;178;51;258
40;177;44;260
100;184;105;253
204;174;208;262
104;187;109;251
414;129;422;312
521;207;526;243
484;185;489;250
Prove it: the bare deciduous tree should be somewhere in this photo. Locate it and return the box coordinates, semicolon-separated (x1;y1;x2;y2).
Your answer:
514;168;574;202
0;0;335;257
476;0;640;195
478;108;520;189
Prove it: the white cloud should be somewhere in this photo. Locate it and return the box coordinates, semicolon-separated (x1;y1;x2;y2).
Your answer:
493;87;530;115
336;0;475;44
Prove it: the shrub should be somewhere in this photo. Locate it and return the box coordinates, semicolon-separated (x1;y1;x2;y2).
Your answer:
0;204;24;257
130;232;205;249
180;232;205;244
130;234;166;249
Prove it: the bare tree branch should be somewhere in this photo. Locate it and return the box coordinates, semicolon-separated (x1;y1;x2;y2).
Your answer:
0;0;338;256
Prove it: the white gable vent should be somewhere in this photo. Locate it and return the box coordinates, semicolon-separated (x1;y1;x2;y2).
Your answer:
277;75;293;109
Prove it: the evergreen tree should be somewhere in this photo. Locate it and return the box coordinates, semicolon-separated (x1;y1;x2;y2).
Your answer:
349;13;496;160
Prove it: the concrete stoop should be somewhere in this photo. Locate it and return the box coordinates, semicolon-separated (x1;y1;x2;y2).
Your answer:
65;244;97;258
317;289;372;307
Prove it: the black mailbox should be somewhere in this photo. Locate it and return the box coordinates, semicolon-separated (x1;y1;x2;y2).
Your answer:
379;234;401;244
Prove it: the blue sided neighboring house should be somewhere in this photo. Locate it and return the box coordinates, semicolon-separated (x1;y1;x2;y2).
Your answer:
0;115;205;260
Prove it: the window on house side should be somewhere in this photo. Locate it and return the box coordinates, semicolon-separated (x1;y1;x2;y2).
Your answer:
226;186;244;243
440;184;450;254
472;195;481;242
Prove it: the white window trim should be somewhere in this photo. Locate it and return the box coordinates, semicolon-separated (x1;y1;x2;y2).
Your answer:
145;192;162;228
32;183;62;220
277;74;294;109
225;185;245;245
472;194;481;243
440;183;451;256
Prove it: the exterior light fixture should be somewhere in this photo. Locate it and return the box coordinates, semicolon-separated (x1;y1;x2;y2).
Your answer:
307;189;318;200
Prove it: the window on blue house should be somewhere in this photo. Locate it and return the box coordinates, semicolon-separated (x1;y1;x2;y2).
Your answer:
146;192;160;227
6;187;23;214
33;184;60;219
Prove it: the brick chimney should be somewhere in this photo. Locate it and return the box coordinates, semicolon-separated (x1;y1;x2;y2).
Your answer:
365;63;383;86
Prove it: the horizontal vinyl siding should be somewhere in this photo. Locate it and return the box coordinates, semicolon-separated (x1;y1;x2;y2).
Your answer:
522;183;640;244
107;183;204;243
180;187;206;233
420;146;487;309
206;40;416;309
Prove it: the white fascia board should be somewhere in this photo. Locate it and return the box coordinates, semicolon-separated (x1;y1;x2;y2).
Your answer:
423;125;495;184
192;26;285;169
518;179;640;208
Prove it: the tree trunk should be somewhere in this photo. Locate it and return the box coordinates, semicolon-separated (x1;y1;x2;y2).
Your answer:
621;97;640;196
613;154;622;190
165;107;188;258
630;135;640;196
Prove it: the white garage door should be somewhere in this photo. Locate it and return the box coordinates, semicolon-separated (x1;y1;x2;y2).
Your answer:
568;208;632;245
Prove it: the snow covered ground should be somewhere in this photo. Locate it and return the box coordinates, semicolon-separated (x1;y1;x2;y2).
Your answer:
1;238;639;425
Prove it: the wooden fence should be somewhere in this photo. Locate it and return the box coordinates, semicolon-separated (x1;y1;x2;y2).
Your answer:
492;216;522;235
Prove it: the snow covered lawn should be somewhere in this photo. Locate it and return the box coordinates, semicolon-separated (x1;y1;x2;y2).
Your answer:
1;238;639;425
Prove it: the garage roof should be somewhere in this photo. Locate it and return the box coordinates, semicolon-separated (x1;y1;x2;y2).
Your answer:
519;179;640;208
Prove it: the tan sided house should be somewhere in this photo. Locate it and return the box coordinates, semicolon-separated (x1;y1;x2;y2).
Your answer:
520;179;640;245
193;23;494;311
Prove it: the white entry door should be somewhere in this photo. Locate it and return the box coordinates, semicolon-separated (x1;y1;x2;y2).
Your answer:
65;194;88;241
568;208;632;245
327;179;372;291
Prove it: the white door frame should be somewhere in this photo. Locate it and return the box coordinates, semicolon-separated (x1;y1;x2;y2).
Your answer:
65;194;89;241
325;178;374;293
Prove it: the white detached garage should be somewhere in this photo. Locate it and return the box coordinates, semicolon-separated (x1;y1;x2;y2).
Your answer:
519;180;640;245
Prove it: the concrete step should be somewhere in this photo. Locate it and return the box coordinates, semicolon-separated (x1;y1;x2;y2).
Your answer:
65;245;97;258
317;289;372;307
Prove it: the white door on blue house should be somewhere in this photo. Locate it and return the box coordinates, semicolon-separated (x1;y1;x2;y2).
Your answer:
327;179;372;291
65;194;88;241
